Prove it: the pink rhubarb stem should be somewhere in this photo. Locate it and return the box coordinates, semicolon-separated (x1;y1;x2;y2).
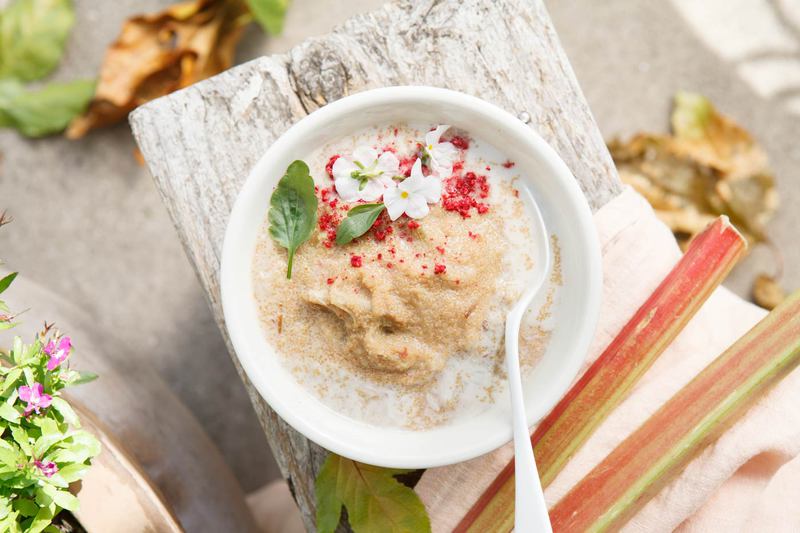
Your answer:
455;216;747;533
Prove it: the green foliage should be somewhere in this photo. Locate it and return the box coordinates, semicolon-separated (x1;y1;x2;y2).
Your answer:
0;0;95;138
0;0;75;82
268;160;318;278
335;203;385;245
315;454;431;533
0;79;94;137
0;271;101;531
245;0;289;35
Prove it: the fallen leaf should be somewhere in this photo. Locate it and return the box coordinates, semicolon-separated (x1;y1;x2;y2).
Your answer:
0;78;94;137
609;91;778;248
315;454;431;533
753;273;785;310
0;0;75;82
66;0;251;138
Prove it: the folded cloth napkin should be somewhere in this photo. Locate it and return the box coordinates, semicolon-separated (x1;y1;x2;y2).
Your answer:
415;187;800;532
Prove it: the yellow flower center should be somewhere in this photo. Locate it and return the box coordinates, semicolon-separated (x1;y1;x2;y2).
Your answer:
427;144;433;150
401;191;409;199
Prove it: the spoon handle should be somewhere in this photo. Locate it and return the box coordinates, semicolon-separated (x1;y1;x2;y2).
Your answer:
506;317;553;533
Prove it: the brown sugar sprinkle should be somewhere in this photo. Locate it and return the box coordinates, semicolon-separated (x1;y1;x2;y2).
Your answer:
276;313;283;334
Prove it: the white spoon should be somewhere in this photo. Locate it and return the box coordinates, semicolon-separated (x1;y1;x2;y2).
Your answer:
505;184;552;532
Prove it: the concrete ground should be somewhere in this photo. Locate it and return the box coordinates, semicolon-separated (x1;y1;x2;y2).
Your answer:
1;0;798;496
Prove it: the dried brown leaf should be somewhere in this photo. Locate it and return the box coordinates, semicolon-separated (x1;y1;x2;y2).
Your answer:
753;274;786;310
66;0;250;138
609;92;778;245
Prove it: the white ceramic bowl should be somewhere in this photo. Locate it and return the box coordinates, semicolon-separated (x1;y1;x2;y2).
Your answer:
221;87;601;468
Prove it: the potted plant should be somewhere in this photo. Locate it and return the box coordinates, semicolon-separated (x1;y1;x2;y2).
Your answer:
0;211;182;532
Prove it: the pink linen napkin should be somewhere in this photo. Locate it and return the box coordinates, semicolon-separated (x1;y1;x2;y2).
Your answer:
415;187;800;532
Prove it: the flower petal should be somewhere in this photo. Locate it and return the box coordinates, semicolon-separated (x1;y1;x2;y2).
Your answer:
352;146;378;167
18;385;31;402
430;143;457;176
39;394;52;409
376;151;400;175
335;175;361;202
425;125;450;148
58;337;71;352
409;158;425;181
405;194;430;219
332;157;357;181
360;178;387;202
419;176;442;203
384;188;407;221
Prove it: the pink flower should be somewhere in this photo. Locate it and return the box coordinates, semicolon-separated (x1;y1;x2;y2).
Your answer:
34;460;58;478
44;336;71;371
18;383;52;416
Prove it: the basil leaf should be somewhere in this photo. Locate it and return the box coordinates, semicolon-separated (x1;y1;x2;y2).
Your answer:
0;78;94;137
335;203;385;245
268;160;318;278
0;272;16;295
0;0;75;82
245;0;289;35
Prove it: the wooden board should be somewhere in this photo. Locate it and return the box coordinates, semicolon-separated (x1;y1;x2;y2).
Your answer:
130;0;622;528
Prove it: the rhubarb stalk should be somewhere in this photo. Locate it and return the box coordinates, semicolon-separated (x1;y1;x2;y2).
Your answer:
455;216;746;533
550;289;800;531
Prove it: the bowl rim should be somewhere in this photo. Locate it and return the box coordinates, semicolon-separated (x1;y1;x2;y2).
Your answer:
220;86;602;467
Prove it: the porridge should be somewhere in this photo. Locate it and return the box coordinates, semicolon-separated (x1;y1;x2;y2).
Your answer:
252;123;553;429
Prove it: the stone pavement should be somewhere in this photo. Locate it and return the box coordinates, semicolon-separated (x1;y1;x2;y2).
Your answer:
1;0;798;495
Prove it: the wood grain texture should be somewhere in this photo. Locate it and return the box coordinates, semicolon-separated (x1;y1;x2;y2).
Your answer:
129;0;622;528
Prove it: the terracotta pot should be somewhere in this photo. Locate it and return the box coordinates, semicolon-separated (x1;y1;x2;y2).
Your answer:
69;404;183;532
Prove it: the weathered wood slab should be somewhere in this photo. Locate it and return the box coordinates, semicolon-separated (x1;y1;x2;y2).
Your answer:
130;0;622;528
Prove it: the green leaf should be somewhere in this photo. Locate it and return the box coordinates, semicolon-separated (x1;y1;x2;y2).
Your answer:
245;0;289;35
49;398;77;427
26;502;54;533
268;160;318;278
11;498;37;518
0;0;75;81
71;370;97;386
0;439;21;467
10;425;31;456
39;485;77;513
48;430;100;464
315;454;431;533
0;402;20;423
1;367;23;397
0;78;94;137
49;490;77;513
0;272;16;295
335;203;385;245
54;463;86;483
